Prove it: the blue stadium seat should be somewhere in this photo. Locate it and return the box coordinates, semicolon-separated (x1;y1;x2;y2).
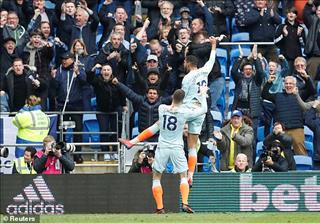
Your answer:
83;114;100;143
231;32;250;42
304;125;314;142
305;141;314;157
294;155;313;171
216;95;226;117
228;96;234;112
216;48;228;67
230;48;251;65
231;18;239;34
317;82;320;97
220;64;227;78
257;126;265;142
131;126;139;138
65;129;73;143
229;81;235;96
256;141;264;157
133;112;138;127
211;110;223;127
91;97;97;110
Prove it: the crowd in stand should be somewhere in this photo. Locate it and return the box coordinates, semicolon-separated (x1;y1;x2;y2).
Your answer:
0;0;319;170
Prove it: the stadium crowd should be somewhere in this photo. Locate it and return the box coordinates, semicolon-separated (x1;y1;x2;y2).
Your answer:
0;0;319;171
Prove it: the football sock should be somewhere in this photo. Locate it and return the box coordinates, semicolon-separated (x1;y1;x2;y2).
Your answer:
188;148;197;174
131;123;160;144
152;179;163;210
180;177;189;205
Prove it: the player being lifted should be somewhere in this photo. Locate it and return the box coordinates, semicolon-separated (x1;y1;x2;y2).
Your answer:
133;87;208;213
180;36;217;185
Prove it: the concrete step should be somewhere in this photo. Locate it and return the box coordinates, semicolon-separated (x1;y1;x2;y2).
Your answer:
73;161;119;174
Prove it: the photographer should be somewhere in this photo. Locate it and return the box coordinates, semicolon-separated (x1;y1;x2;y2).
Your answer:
128;147;154;173
252;140;288;172
33;135;75;174
263;122;296;170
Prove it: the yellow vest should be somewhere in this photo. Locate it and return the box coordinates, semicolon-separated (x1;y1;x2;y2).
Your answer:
12;109;50;142
14;157;37;174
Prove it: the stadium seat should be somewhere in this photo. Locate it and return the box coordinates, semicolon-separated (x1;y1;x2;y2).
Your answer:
91;97;97;110
228;96;234;112
304;125;314;142
305;141;314;157
220;64;227;78
229;81;235;96
211;110;223;127
317;82;320;98
257;126;265;142
216;48;228;67
83;114;100;143
294;155;313;171
230;48;251;65
216;95;226;117
231;18;239;34
231;32;250;42
131;126;139;138
133;112;138;127
256;141;264;157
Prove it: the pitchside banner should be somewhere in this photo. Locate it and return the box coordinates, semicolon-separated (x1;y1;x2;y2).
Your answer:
189;172;320;212
1;173;319;214
0;174;180;214
0;115;57;174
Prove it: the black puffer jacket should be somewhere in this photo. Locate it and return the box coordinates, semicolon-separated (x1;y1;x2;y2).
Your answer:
116;82;171;138
86;70;126;112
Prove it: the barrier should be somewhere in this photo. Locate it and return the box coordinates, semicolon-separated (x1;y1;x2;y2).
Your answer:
1;172;319;214
0;174;180;214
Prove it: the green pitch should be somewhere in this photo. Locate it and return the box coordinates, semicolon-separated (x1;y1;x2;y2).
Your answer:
39;213;320;223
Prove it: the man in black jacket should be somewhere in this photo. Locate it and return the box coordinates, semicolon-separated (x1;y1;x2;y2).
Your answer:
112;77;171;142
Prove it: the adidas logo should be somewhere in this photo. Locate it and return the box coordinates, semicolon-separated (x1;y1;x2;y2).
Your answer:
6;176;64;215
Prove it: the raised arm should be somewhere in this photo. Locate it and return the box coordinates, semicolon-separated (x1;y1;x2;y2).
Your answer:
197;36;217;74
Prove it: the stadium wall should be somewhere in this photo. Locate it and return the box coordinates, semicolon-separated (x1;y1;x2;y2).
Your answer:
1;173;319;214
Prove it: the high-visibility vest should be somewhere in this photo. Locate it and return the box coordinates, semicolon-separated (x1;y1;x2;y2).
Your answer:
14;157;37;174
12;109;50;142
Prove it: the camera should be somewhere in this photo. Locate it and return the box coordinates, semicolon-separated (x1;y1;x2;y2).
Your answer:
260;141;282;162
142;145;155;165
49;142;76;155
0;147;9;158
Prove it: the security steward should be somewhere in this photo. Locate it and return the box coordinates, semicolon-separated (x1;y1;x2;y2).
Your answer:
12;95;50;158
12;146;37;174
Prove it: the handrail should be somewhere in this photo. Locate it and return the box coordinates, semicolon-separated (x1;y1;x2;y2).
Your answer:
219;41;275;46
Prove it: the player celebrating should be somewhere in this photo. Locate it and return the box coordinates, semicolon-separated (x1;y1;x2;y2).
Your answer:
120;37;217;186
182;36;217;186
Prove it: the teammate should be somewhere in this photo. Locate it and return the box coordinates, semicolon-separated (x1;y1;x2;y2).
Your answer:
126;87;208;213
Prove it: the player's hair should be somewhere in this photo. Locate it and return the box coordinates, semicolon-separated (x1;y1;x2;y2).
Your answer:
185;55;198;67
172;89;185;104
